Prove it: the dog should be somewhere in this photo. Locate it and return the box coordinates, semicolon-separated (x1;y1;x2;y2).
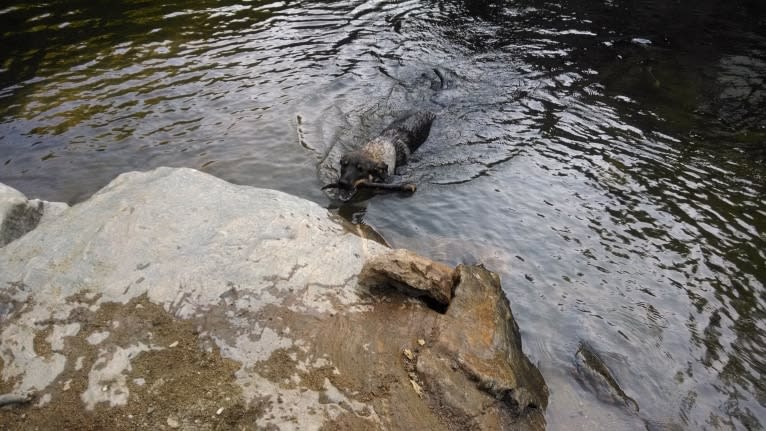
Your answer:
323;111;435;201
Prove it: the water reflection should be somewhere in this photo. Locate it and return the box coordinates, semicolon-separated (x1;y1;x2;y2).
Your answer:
1;0;764;429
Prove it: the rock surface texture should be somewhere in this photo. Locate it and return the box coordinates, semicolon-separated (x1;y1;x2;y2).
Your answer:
0;167;547;430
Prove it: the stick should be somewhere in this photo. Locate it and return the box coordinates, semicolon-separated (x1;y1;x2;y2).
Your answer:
358;182;417;193
322;180;417;194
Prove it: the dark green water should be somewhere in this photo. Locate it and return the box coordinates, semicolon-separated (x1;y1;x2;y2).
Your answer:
1;1;764;429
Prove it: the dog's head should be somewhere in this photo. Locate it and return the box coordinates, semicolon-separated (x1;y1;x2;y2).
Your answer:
336;153;388;201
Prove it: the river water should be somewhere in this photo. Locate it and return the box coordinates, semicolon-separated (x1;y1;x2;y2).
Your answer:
1;1;764;429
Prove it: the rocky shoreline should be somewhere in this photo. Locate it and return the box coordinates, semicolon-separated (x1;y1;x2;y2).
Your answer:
0;167;547;430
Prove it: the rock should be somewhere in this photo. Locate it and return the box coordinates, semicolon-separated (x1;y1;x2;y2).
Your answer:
403;349;414;361
0;392;34;407
410;379;424;398
0;184;42;247
0;183;69;247
39;200;69;225
416;265;549;430
166;417;180;428
361;249;456;307
0;167;547;430
574;342;639;413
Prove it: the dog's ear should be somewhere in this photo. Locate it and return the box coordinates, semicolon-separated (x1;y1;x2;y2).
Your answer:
375;162;388;178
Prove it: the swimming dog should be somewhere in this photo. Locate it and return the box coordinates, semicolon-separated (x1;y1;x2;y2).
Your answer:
323;111;435;201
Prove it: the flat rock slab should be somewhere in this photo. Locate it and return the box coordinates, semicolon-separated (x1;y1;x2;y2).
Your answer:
0;167;547;430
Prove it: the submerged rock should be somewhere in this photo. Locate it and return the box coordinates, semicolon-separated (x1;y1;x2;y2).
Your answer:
0;167;547;430
574;342;639;413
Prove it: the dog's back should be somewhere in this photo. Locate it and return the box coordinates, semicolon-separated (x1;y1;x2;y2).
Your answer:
380;111;436;166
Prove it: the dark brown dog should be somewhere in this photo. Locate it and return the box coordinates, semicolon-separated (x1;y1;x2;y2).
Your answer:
323;111;435;201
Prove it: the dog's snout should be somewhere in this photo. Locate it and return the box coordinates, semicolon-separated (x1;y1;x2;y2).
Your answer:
338;169;358;190
338;178;352;189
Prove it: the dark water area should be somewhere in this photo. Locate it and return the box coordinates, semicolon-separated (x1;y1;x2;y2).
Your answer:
1;0;765;429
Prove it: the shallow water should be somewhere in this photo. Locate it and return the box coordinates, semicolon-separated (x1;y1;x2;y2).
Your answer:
1;1;765;429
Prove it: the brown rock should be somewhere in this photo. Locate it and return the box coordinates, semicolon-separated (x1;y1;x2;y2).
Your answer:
299;262;548;430
360;249;456;306
418;265;549;430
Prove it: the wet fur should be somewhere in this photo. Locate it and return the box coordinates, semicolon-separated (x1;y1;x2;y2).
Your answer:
328;111;435;200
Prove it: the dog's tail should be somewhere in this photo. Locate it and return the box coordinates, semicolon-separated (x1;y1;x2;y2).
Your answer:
383;111;436;153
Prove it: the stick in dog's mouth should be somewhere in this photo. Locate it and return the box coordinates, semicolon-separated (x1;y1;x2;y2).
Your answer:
320;178;368;191
322;179;416;192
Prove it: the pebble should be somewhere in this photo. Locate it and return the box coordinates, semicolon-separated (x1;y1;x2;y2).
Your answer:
402;349;414;360
417;339;426;346
216;407;224;415
167;417;180;428
169;341;179;348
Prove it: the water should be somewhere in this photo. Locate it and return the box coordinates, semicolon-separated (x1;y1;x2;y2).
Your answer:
1;1;764;429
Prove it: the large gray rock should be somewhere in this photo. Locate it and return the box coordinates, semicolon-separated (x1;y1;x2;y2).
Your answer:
0;167;547;430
